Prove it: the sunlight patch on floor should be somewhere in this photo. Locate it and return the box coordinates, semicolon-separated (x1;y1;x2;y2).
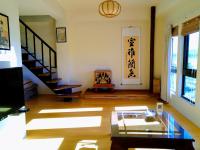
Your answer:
26;116;102;130
0;138;64;150
39;107;103;113
21;138;64;150
75;140;98;150
115;106;148;111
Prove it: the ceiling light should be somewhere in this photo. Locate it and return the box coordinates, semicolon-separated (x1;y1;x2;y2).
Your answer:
99;0;121;18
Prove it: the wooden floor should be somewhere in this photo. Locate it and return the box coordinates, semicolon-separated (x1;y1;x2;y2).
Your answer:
25;95;200;150
84;89;151;99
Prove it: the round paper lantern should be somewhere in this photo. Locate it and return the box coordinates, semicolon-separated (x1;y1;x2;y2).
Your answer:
99;0;121;18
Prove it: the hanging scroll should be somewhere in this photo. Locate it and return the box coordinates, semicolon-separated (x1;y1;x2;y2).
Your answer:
122;27;140;84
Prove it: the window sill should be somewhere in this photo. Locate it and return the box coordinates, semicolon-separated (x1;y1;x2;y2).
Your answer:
170;90;176;95
180;96;195;105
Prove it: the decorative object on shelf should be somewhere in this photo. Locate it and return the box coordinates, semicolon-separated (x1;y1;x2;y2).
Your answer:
99;0;121;18
122;27;141;85
156;102;163;115
93;70;115;91
0;13;10;50
56;27;67;43
95;70;111;84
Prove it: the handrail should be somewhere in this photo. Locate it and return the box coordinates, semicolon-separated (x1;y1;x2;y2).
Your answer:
19;18;57;73
19;19;56;54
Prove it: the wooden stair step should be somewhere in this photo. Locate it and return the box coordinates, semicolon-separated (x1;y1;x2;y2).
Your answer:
57;92;82;98
46;78;62;84
53;84;82;91
23;59;41;63
22;52;34;55
30;66;44;70
38;72;56;77
22;52;38;60
23;60;37;62
22;53;29;60
23;60;38;68
22;53;34;59
31;65;49;69
21;46;28;50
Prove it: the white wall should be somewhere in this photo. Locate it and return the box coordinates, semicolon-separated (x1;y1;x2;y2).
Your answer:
67;20;150;91
17;0;152;92
18;0;65;21
156;0;200;127
52;1;152;91
0;0;22;68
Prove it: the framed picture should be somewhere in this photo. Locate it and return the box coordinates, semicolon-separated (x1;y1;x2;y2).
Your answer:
56;27;66;43
0;13;10;50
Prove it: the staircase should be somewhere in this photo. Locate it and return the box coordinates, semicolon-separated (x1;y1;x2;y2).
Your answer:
20;19;82;100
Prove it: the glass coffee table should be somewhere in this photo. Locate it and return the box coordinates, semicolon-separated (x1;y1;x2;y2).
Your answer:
111;110;195;150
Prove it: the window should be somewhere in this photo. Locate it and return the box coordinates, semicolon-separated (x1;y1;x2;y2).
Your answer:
182;32;199;104
170;36;178;92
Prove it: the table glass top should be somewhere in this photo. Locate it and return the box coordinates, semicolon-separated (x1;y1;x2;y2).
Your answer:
112;110;193;140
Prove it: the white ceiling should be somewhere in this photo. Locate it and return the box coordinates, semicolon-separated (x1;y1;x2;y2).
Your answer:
60;0;162;21
57;0;160;11
18;0;183;21
56;0;160;19
17;0;65;19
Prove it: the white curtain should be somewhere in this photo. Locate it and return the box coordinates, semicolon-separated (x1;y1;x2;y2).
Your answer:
161;25;172;102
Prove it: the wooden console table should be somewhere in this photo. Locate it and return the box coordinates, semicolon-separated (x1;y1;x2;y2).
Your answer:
93;83;115;92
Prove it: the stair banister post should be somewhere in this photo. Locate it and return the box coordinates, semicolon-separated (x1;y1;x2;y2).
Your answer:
54;51;57;68
41;42;44;64
49;49;52;78
25;27;28;50
33;35;36;57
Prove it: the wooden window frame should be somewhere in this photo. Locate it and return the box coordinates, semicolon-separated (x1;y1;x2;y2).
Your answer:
181;35;197;104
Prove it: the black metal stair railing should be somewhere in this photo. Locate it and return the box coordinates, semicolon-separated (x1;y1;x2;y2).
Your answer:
19;19;57;77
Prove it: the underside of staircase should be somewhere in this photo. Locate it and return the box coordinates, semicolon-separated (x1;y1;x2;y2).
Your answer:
20;19;81;100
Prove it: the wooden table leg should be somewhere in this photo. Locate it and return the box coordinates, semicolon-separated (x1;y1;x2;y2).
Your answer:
174;141;195;150
111;141;127;150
